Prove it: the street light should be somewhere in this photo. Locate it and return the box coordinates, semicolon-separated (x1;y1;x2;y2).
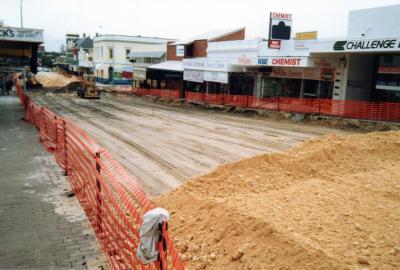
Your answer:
99;25;115;92
20;0;23;28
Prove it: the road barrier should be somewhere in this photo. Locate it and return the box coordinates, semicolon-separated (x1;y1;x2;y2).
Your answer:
182;91;400;122
16;82;186;270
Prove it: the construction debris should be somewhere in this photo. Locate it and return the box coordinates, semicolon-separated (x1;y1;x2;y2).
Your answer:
35;72;80;88
155;131;400;270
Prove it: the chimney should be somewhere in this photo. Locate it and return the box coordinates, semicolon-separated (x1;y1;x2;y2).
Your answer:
95;33;99;37
83;33;86;38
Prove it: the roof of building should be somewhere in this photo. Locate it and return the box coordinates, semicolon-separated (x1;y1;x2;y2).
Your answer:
173;27;245;45
76;37;93;49
128;51;165;58
94;35;176;44
147;61;183;72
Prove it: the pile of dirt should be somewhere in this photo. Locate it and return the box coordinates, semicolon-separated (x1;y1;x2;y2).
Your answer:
155;131;400;270
35;72;80;88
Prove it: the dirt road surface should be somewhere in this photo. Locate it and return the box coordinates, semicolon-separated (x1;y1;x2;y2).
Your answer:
31;93;347;196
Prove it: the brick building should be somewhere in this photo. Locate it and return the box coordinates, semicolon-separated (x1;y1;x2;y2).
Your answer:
147;27;245;98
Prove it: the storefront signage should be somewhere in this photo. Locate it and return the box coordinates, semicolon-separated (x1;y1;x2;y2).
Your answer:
269;12;292;41
333;39;400;52
258;56;308;67
183;59;229;71
269;67;335;81
295;32;317;50
184;69;203;83
0;26;43;43
296;31;318;41
268;40;281;49
203;71;228;84
176;45;185;57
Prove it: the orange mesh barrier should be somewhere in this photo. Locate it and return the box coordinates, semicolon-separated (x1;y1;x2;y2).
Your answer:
15;83;186;270
90;82;400;123
204;93;224;105
224;94;248;107
185;91;204;103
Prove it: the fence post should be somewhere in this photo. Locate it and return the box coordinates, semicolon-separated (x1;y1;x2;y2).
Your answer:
95;152;102;234
54;115;58;150
277;96;280;112
63;120;68;175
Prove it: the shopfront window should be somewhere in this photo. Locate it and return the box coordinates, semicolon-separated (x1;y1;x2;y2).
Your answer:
229;75;254;95
319;81;334;99
281;79;302;98
261;77;282;98
207;82;225;94
303;79;319;98
185;81;204;92
375;54;400;102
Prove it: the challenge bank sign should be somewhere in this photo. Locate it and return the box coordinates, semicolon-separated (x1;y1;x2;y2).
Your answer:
0;27;44;43
333;38;400;52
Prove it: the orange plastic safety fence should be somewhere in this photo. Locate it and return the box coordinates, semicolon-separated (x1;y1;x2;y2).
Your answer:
15;83;186;270
185;91;204;103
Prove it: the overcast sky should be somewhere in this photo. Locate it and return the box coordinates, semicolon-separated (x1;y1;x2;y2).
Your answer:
1;0;400;51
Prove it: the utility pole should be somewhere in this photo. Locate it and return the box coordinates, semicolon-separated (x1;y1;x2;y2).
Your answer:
20;0;23;28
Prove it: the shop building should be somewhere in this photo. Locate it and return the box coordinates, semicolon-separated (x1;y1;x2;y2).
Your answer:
128;50;168;89
73;35;94;75
310;4;400;103
0;24;44;76
146;27;246;99
94;35;172;85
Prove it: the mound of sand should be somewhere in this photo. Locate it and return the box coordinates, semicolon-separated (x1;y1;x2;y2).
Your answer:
35;72;80;88
155;131;400;270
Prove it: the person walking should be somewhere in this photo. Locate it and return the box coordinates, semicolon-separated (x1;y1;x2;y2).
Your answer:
5;77;14;95
0;77;5;95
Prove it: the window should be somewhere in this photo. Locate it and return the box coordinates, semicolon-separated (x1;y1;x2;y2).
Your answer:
207;82;225;94
108;48;113;59
100;47;104;60
319;81;334;99
185;44;194;58
303;79;319;98
126;48;131;59
281;79;302;98
261;77;282;98
229;75;254;95
185;81;204;92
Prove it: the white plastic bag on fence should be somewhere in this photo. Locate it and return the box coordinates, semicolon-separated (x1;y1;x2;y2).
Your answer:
136;208;170;264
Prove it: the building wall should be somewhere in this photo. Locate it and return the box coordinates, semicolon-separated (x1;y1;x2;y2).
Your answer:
167;44;183;61
348;5;400;38
94;40;167;79
193;40;208;58
212;29;245;42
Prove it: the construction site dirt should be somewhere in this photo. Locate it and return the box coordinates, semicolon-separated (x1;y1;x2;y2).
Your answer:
30;91;350;196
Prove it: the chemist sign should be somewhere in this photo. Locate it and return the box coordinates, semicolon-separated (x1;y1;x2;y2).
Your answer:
269;12;292;41
0;27;43;43
258;56;309;67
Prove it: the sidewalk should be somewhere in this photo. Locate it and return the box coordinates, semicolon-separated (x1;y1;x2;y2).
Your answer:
0;96;107;269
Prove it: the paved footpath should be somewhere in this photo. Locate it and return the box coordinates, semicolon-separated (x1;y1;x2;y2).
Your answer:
0;96;108;270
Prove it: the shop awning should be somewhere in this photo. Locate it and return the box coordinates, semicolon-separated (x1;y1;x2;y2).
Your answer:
148;61;183;72
129;51;165;58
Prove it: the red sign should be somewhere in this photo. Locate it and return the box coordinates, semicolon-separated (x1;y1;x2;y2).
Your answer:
269;40;281;49
271;12;292;20
271;58;302;66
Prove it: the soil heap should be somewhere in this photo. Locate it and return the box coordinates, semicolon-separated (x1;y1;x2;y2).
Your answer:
35;72;80;88
155;131;400;270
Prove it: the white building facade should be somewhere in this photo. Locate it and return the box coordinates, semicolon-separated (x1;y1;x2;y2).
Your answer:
94;35;173;84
